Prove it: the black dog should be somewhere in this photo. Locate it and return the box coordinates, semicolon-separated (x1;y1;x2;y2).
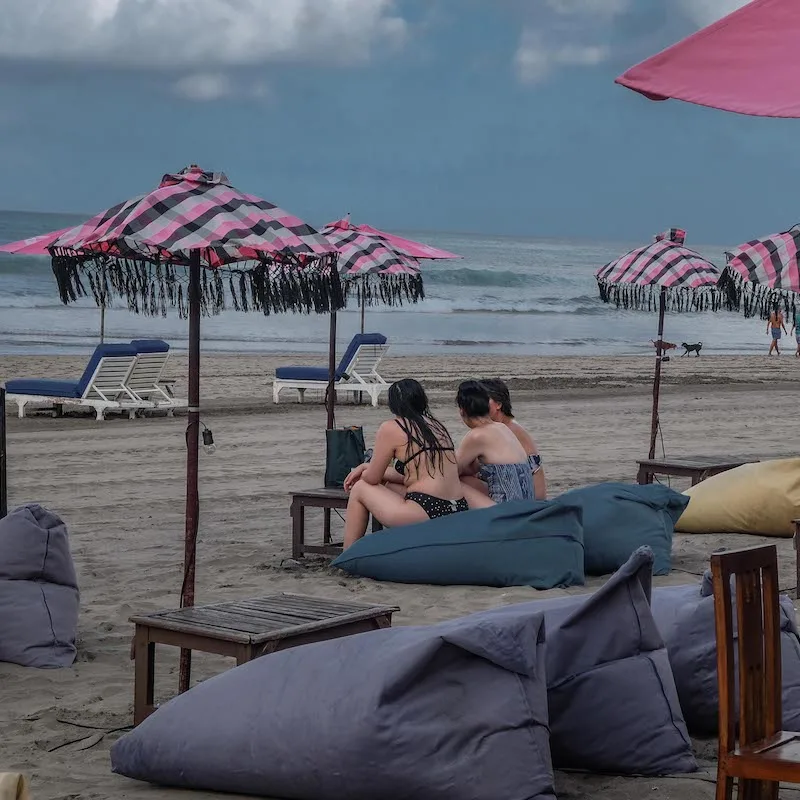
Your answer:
681;341;702;357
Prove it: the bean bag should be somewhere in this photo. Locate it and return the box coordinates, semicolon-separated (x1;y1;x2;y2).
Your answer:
557;482;688;576
468;547;696;776
332;498;584;588
675;458;800;537
112;611;556;800
0;504;79;668
651;571;800;735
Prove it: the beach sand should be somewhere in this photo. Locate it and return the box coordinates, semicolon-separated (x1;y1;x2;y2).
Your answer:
1;352;798;799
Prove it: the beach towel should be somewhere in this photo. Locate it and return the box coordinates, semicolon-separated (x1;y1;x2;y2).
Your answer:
675;459;800;537
112;612;556;800
651;572;800;735
332;498;584;589
467;547;696;776
557;482;688;576
0;504;79;668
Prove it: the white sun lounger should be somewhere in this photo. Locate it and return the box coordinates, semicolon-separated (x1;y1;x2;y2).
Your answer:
124;340;187;414
273;333;390;408
5;344;148;421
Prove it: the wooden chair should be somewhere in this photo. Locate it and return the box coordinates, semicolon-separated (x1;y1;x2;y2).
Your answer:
711;544;800;800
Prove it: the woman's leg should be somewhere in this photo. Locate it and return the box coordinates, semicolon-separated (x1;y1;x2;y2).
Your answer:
460;481;496;510
344;482;428;548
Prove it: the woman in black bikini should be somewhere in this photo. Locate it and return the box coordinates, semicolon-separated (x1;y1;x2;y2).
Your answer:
342;378;468;548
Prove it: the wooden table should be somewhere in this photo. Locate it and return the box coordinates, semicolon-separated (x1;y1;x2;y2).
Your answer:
130;593;399;725
290;487;382;559
636;456;759;487
794;520;800;601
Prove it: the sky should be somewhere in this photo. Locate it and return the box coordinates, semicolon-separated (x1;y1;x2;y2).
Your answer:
0;0;795;244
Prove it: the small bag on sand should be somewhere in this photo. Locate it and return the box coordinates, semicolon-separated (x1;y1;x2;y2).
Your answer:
324;426;366;487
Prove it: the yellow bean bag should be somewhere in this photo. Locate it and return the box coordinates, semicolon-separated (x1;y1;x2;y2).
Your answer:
675;458;800;538
0;773;30;800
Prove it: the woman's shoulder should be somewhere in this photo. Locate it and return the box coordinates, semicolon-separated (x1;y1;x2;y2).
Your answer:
377;418;404;439
510;420;537;452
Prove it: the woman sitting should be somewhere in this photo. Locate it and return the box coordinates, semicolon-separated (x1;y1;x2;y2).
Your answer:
482;378;547;500
342;378;468;549
455;380;534;505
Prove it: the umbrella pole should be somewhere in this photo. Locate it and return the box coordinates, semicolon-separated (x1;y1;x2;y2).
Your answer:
648;287;667;461
360;294;365;334
327;311;337;430
100;305;105;344
0;387;7;519
179;250;202;694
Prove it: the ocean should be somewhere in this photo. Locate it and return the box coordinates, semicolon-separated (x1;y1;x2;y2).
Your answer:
0;209;766;356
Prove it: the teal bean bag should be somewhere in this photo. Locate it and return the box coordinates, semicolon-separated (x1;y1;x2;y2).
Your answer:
557;483;689;577
332;498;584;589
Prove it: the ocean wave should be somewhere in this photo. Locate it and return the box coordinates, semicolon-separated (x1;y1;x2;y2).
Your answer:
425;267;571;287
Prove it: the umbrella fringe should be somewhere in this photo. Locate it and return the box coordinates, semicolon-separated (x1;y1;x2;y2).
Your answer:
346;274;425;307
718;267;798;320
596;278;725;312
49;251;344;318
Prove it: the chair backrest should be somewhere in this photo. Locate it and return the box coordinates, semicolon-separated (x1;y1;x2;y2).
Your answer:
130;339;170;355
127;347;171;395
711;544;782;755
348;343;388;378
336;333;387;379
77;344;138;397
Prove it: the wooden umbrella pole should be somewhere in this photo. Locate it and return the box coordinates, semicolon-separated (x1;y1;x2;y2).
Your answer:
648;286;667;461
0;387;7;519
360;294;365;334
327;311;337;430
179;250;202;693
100;305;105;344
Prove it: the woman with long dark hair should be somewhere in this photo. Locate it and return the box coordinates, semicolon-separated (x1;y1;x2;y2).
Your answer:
480;378;547;499
342;378;468;548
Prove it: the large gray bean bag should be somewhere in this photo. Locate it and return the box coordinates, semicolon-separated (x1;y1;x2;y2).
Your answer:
0;504;79;668
467;547;697;776
651;572;800;735
112;611;556;800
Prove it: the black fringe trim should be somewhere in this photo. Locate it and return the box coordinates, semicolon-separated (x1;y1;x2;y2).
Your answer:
718;267;798;320
50;250;344;317
596;278;725;312
346;273;425;307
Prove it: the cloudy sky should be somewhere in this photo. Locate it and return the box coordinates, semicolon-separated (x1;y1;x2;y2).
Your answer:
0;0;791;242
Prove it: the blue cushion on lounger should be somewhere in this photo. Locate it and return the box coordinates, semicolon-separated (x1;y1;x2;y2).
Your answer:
557;482;689;577
4;379;82;398
332;498;584;589
275;333;387;382
131;339;170;354
5;343;137;399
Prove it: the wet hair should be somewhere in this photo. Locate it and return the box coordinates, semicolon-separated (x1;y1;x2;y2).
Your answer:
480;378;513;418
388;378;453;475
456;380;491;419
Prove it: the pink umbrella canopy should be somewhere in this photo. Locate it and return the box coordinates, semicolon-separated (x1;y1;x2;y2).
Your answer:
720;225;800;317
596;228;723;311
616;0;800;118
350;222;460;260
0;228;72;254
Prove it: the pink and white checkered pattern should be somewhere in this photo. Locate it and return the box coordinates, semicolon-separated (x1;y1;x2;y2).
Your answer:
321;222;421;277
724;225;800;294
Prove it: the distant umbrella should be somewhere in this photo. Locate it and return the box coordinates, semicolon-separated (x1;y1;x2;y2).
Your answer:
596;229;722;460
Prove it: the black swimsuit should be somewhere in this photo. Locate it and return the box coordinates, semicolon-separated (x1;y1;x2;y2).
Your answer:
394;420;468;519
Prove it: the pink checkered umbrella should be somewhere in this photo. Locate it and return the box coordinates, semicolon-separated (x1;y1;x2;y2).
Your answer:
596;229;722;460
720;225;800;319
0;166;341;693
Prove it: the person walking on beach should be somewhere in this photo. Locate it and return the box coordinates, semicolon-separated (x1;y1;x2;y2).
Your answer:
455;380;534;506
482;378;547;500
342;378;467;548
792;307;800;358
768;303;787;355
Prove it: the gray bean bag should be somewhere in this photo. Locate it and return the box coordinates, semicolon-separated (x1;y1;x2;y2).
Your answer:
467;547;697;776
0;504;79;668
112;611;556;800
651;572;800;735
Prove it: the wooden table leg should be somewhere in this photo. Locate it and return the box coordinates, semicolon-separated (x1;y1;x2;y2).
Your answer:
236;644;255;666
323;508;332;544
291;499;304;559
794;520;800;601
637;466;652;485
133;625;156;726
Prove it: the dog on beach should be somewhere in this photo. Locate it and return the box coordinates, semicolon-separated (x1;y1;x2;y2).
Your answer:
681;341;702;357
651;339;677;352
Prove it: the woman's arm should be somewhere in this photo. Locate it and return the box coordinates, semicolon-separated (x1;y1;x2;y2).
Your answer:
533;468;547;500
361;422;400;485
456;431;482;476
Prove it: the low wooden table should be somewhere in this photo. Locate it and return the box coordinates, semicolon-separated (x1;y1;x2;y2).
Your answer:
290;487;382;559
636;456;759;487
130;593;399;725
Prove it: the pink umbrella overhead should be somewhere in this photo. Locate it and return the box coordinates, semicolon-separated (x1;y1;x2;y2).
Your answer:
0;228;72;254
616;0;800;118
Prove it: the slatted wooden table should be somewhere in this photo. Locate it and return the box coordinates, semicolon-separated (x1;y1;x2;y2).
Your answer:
130;593;399;724
290;487;382;559
636;455;759;487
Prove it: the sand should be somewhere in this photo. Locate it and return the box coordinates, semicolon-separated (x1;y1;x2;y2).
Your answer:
1;352;799;800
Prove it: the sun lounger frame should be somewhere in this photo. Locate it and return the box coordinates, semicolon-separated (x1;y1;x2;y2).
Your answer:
123;350;186;414
273;342;390;408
